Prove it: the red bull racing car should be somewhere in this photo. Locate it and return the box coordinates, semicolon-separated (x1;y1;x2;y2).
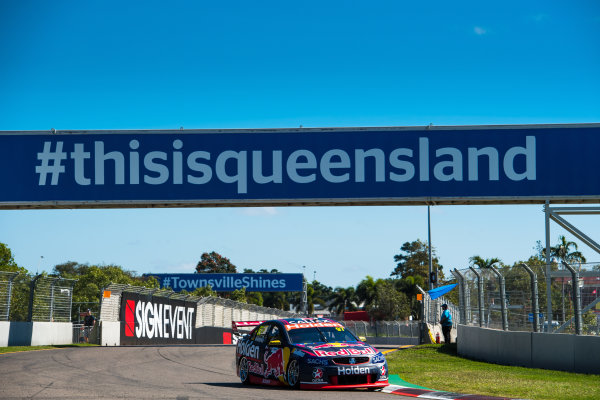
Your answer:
234;317;389;390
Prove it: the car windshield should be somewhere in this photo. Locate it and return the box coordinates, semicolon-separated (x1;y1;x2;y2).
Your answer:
287;326;358;344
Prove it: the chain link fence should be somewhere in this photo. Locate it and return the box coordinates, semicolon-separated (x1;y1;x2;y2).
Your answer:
453;262;600;335
0;271;19;321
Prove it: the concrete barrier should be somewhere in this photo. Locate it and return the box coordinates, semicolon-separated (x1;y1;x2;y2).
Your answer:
458;324;600;374
0;321;10;347
100;321;121;346
0;322;73;346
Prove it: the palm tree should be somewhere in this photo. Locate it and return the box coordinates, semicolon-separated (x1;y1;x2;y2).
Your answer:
328;287;358;316
356;276;378;310
547;235;586;265
546;235;586;323
469;255;501;269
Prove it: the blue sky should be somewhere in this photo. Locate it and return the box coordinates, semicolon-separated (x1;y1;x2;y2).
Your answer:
1;1;599;288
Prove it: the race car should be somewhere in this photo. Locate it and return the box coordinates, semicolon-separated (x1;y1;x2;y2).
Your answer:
234;317;389;390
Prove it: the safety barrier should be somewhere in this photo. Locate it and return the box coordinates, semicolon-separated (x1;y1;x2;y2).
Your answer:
458;324;600;374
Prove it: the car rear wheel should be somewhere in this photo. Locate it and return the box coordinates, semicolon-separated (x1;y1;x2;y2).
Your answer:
286;358;300;389
239;357;251;385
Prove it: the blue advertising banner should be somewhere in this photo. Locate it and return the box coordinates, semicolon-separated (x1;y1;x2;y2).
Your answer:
148;273;304;292
1;124;599;208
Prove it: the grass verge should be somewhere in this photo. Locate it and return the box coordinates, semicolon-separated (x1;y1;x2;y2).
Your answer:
0;343;98;354
386;344;600;400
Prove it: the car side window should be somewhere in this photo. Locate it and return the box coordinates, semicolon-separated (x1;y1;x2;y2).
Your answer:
254;324;270;344
268;324;282;343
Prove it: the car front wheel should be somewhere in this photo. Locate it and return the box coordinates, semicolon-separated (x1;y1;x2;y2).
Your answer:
239;357;251;385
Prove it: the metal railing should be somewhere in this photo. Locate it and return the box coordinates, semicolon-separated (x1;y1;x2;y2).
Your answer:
73;323;99;344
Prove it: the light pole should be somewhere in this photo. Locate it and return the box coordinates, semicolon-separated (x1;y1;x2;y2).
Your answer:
428;206;434;290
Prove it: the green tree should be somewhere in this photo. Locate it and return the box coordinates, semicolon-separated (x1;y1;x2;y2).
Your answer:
189;284;217;298
469;255;502;270
230;287;248;303
246;291;264;306
395;275;426;319
392;239;444;281
195;251;237;273
370;280;411;321
289;280;330;314
53;262;158;320
356;276;378;310
546;235;586;265
0;243;31;321
328;287;358;315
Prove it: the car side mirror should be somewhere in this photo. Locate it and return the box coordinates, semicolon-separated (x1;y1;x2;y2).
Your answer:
268;339;282;346
358;336;367;342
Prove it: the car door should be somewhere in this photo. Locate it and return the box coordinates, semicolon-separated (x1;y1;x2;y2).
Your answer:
263;323;286;380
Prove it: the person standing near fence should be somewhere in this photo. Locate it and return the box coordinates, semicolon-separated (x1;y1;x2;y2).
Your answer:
440;304;452;343
83;309;96;343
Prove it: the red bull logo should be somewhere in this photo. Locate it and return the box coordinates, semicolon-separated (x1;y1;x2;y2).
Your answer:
314;347;375;357
264;348;284;378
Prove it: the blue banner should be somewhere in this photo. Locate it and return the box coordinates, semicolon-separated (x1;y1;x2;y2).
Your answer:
148;273;304;292
1;124;600;207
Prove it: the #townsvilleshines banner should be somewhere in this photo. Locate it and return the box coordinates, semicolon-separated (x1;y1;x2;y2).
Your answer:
1;124;599;208
148;273;304;292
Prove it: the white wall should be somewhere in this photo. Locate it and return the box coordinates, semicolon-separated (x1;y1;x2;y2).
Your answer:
458;325;600;374
100;321;120;346
0;321;10;347
0;322;72;346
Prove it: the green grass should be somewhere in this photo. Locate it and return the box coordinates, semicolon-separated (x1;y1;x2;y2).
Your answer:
386;344;600;400
0;343;98;354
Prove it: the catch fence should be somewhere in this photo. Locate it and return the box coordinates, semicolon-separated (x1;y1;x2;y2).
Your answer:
0;271;18;321
0;273;77;322
453;262;600;335
29;275;77;322
341;320;420;338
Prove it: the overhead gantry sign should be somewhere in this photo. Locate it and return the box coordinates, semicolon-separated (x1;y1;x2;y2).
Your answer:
1;123;599;209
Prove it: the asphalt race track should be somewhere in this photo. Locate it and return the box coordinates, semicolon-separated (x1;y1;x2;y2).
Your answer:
0;345;414;399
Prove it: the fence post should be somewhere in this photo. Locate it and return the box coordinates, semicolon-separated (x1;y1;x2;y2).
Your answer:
452;269;467;325
4;272;18;320
489;266;508;331
469;267;484;327
518;263;540;332
562;261;583;334
27;274;42;322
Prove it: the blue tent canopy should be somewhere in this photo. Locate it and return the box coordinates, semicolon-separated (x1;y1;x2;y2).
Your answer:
427;283;457;300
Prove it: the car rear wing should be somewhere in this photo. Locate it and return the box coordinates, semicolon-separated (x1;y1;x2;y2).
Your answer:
232;320;264;338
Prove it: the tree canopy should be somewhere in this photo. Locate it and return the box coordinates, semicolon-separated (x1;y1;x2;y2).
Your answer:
195;251;237;273
391;239;444;281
